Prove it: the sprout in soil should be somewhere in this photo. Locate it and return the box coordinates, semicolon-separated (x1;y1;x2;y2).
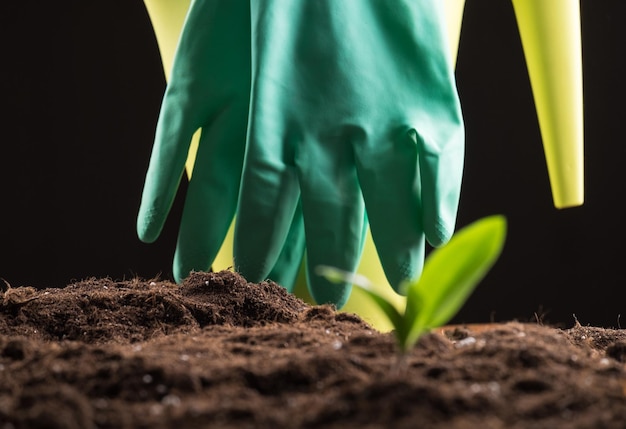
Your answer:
316;214;507;354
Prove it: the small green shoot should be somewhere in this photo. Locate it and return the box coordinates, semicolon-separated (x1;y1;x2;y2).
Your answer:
316;215;507;354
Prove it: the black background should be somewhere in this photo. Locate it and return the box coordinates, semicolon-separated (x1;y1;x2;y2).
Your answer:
2;1;625;327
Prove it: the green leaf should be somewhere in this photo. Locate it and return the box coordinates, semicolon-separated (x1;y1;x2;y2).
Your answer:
315;265;373;289
316;215;507;354
407;215;507;343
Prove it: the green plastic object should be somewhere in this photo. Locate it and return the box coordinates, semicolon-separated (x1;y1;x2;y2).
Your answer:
137;0;251;284
138;0;464;309
235;0;464;307
137;0;304;288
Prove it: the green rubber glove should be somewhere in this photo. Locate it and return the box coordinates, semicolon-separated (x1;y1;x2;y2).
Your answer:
234;0;464;308
137;0;305;288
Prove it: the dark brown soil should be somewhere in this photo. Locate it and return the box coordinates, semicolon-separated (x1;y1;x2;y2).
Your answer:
0;271;624;429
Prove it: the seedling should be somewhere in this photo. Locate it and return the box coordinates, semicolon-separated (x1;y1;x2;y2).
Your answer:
317;215;507;354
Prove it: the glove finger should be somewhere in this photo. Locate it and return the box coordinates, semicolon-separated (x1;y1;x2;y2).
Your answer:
296;131;365;308
234;130;300;283
355;128;426;294
137;99;198;244
304;211;368;308
417;126;464;248
266;200;306;292
405;0;465;246
173;105;248;282
137;0;251;243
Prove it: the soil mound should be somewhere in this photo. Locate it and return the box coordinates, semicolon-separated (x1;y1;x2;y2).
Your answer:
0;271;624;428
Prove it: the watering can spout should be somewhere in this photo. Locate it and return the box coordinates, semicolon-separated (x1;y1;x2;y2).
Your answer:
445;0;584;208
512;0;584;208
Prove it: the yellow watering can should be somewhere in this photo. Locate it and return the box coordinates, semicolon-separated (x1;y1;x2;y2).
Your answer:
142;0;584;330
